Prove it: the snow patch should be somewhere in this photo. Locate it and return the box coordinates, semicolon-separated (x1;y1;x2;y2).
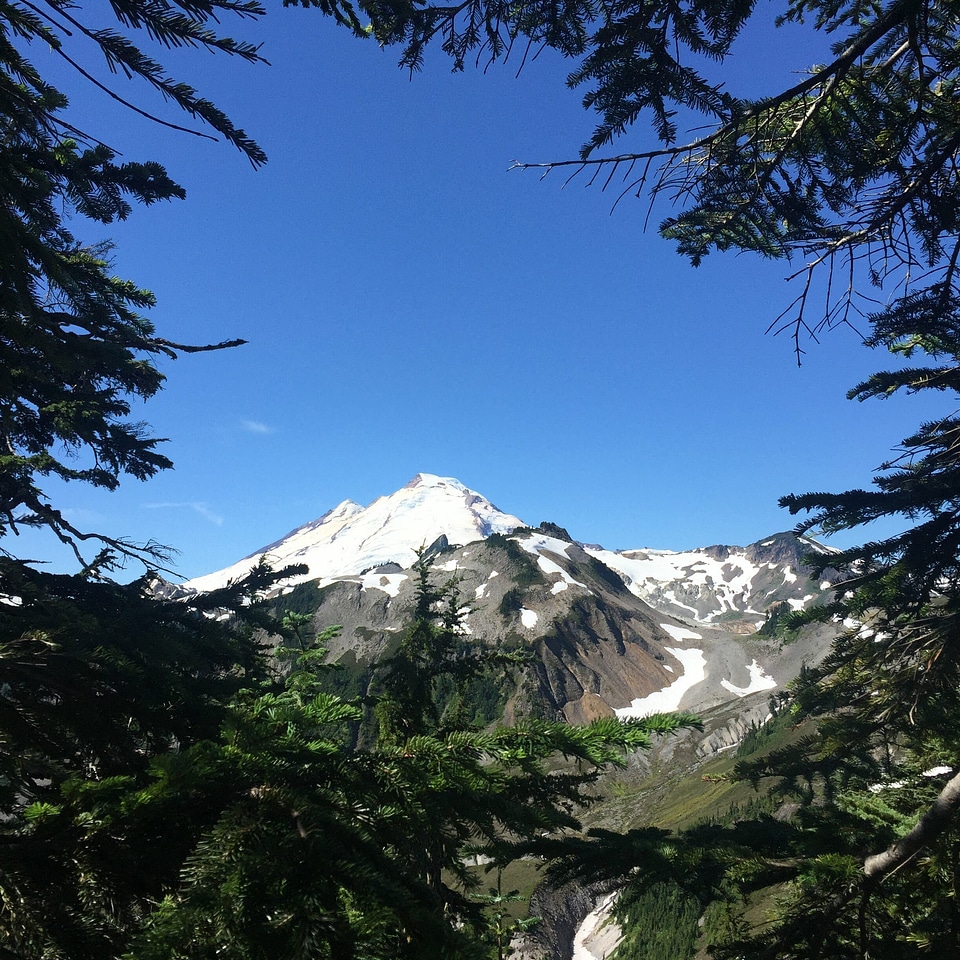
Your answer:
359;573;407;597
720;660;777;697
520;608;539;629
551;580;568;594
659;623;702;642
662;591;702;618
587;545;775;622
515;533;574;558
616;647;706;718
572;893;622;960
536;553;589;592
869;780;906;793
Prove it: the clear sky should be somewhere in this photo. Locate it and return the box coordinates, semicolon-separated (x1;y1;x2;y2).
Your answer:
9;5;946;578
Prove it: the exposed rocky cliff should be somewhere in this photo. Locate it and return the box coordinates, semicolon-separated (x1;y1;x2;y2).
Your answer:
262;525;832;724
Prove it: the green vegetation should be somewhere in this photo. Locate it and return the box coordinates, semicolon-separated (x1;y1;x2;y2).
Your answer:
498;586;524;619
271;580;326;617
536;522;574;542
613;883;700;960
733;709;797;760
485;534;545;588
0;0;264;571
756;600;796;639
3;551;700;958
6;0;960;955
324;0;960;953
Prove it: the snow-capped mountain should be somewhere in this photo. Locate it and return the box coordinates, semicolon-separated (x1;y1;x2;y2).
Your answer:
589;534;839;630
184;473;523;594
185;473;837;630
182;474;839;724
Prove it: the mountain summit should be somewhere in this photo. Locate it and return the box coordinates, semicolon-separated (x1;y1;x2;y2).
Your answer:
184;473;524;593
182;473;836;729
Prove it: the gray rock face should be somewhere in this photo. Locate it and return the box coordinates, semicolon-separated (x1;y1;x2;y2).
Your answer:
512;880;609;960
265;527;834;730
594;531;840;631
179;481;843;960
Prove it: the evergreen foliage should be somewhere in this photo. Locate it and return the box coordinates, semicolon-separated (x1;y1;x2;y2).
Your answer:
702;311;960;958
286;1;960;954
612;882;700;960
10;0;960;954
0;0;265;567
0;558;297;959
1;552;701;959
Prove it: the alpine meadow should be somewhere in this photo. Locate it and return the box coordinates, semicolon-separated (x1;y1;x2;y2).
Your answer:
3;0;960;958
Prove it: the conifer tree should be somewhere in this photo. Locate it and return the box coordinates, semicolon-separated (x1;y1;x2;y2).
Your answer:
46;558;699;960
0;14;275;949
0;558;295;959
538;315;960;957
286;1;960;953
718;306;960;959
303;0;960;360
0;0;265;566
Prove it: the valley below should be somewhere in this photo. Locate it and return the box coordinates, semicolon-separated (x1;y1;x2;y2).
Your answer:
174;474;844;959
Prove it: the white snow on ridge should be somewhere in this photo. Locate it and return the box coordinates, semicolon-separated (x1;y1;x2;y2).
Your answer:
659;623;702;642
184;474;523;594
520;608;539;629
587;546;767;621
720;660;777;697
359;572;407;597
515;532;572;555
616;647;706;718
534;551;590;593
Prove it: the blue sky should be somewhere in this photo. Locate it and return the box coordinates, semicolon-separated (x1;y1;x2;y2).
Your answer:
10;5;946;578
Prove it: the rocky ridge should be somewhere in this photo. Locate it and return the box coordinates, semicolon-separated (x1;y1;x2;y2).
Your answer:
180;474;840;724
179;474;844;960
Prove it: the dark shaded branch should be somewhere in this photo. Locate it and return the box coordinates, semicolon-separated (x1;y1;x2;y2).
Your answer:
50;44;220;144
864;767;960;884
153;336;248;355
514;0;912;174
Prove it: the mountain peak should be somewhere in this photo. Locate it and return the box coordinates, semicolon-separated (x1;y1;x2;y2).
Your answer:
403;473;464;491
184;475;524;593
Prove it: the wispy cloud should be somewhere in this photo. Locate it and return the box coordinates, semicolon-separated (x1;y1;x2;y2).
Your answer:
241;419;273;434
146;502;224;526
